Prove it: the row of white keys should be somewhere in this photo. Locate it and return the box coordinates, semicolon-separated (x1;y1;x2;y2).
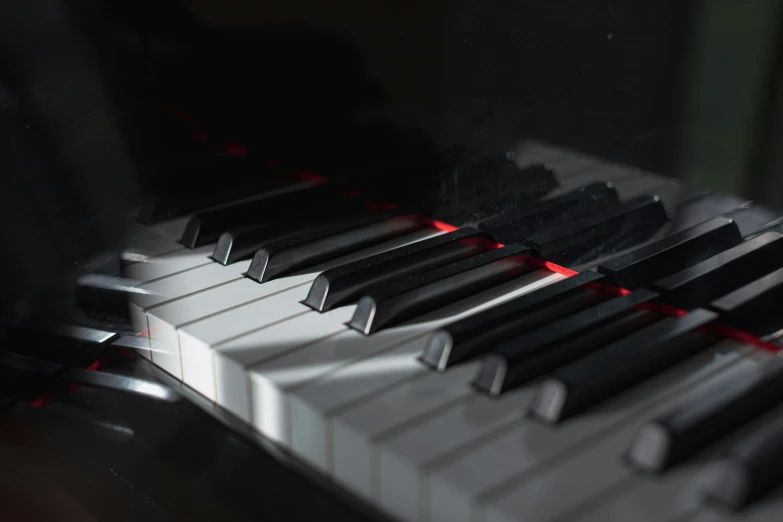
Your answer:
358;339;758;522
155;228;441;381
475;344;774;522
279;271;565;462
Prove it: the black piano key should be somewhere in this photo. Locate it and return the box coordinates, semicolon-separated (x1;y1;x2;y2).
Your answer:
303;228;492;312
179;184;343;248
710;266;783;335
421;271;606;371
703;412;783;509
348;243;535;335
597;217;743;289
213;208;403;266
725;204;782;237
526;194;668;266
245;214;424;283
627;358;783;473
473;289;661;395
479;182;620;244
530;308;720;424
654;232;783;310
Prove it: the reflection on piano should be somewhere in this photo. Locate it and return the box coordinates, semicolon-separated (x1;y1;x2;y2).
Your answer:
6;141;783;522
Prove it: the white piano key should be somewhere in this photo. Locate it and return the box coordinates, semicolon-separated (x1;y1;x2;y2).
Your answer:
478;352;773;522
124;244;215;282
214;306;356;423
129;260;252;372
147;229;443;381
427;341;758;522
178;284;313;399
285;271;565;470
332;362;478;499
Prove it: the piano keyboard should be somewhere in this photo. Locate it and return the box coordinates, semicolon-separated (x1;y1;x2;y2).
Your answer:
9;141;783;522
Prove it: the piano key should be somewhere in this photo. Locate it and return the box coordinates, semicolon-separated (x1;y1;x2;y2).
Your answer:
128;259;252;336
245;214;424;283
426;340;756;522
120;234;185;264
149;229;441;385
654;232;783;310
597;217;743;289
726;203;782;237
573;405;783;522
303;228;492;312
475;289;662;396
691;495;783;522
179;184;339;248
703;409;783;510
279;271;565;457
3;318;118;366
421;270;606;371
628;357;783;473
478;182;620;244
525;194;668;266
349;244;537;335
478;348;770;522
530;309;721;424
123;244;215;282
710;266;783;335
177;284;315;385
213;209;411;266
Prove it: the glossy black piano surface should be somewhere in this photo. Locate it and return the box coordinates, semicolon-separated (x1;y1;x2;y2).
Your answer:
2;1;783;521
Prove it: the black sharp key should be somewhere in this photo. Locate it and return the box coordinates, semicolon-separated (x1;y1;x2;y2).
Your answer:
597;217;743;289
531;308;720;424
213;208;404;266
710;266;783;335
726;204;782;237
654;232;783;310
421;271;606;371
179;184;344;248
627;357;783;473
303;228;492;312
245;214;424;283
526;194;668;267
348;243;535;335
75;274;145;322
473;289;661;395
479;182;620;244
703;411;783;509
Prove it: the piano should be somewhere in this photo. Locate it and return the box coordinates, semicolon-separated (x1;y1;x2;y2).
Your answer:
3;1;783;522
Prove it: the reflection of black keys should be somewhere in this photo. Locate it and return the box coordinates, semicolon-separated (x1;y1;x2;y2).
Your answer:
421;271;606;371
349;243;534;335
703;411;783;509
531;309;720;424
179;184;339;248
213;209;405;266
628;358;783;473
75;274;145;322
3;318;118;367
710;266;783;335
245;214;423;283
598;217;742;289
303;228;491;312
655;232;783;310
526;195;668;266
473;289;661;395
480;182;620;244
